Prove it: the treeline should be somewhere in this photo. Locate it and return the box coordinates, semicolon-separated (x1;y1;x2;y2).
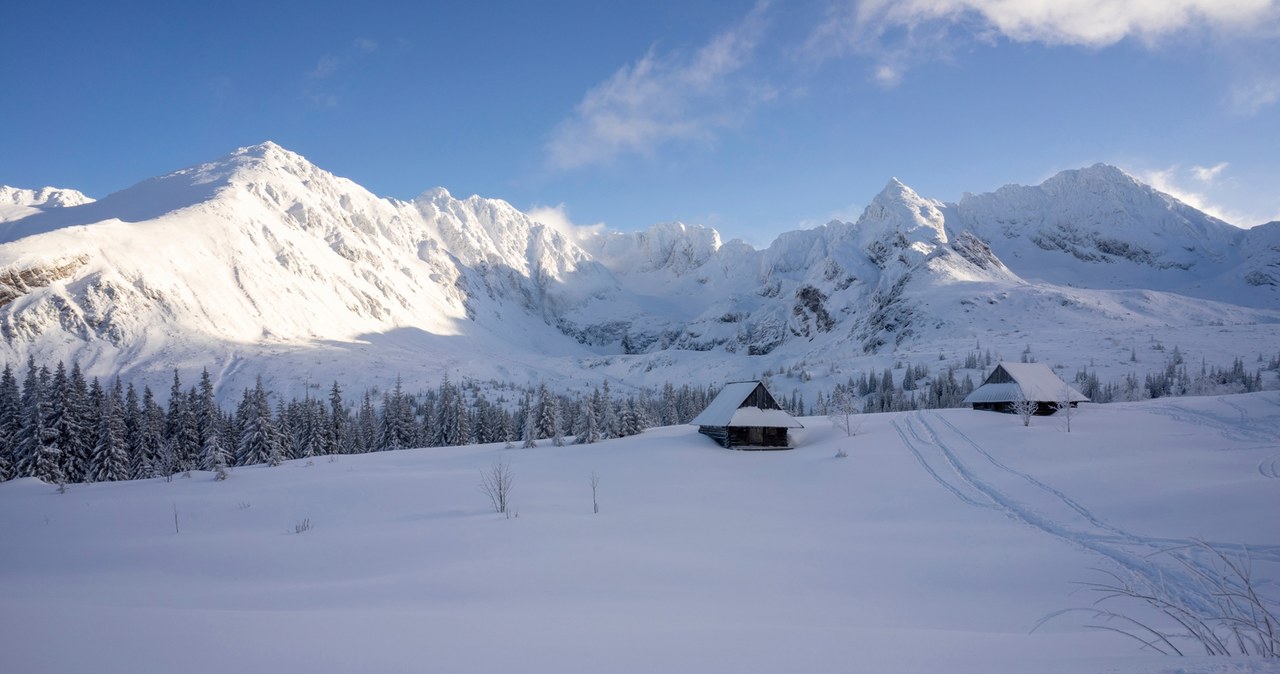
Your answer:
0;357;719;486
804;346;1276;415
1074;350;1268;403
809;364;977;415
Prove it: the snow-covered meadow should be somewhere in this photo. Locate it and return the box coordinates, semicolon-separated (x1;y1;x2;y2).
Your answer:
2;393;1277;673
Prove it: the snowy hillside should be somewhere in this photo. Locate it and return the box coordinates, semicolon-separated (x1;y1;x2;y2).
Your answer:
0;143;1276;400
947;164;1275;307
1;393;1276;673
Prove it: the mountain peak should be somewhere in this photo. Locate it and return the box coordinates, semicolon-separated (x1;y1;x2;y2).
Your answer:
856;176;947;248
1039;163;1141;193
876;177;912;198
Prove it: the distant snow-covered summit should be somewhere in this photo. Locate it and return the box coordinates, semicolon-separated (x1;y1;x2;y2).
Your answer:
0;143;1274;398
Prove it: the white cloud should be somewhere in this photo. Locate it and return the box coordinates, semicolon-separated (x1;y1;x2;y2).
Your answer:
807;0;1280;92
854;0;1278;47
1191;162;1229;182
1228;76;1280;115
308;55;340;79
546;1;771;171
527;203;607;242
1136;163;1279;227
354;37;379;53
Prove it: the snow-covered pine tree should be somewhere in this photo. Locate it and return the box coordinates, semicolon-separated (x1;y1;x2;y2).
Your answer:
356;390;378;453
328;381;349;455
450;382;473;446
575;394;599;444
238;377;282;467
660;383;678;426
273;399;293;462
401;383;422;448
310;397;336;457
376;392;397;451
193;375;230;477
205;425;230;480
47;362;87;482
194;369;223;462
121;382;141;474
377;376;416;451
90;379;130;482
470;395;493;444
501;407;516;448
515;390;532;444
521;398;538;448
597;380;617;440
618;398;644;437
283;398;308;459
16;357;63;484
0;362;21;481
432;375;457;447
535;383;564;446
166;370;198;472
133;386;165;479
69;363;96;481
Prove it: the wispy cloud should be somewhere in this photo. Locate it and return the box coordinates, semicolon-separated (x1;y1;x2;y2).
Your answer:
304;38;384;106
1191;161;1230;182
527;203;607;242
1228;75;1280;115
308;55;341;80
807;0;1280;91
1138;162;1278;227
545;1;772;171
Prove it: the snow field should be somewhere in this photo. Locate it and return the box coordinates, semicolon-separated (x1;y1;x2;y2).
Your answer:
1;393;1277;673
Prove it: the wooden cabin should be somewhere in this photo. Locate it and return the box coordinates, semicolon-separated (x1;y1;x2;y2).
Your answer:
690;380;803;449
962;362;1088;414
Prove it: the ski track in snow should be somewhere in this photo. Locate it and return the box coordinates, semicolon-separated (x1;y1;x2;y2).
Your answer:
1138;393;1280;445
890;408;1280;616
1260;455;1280;479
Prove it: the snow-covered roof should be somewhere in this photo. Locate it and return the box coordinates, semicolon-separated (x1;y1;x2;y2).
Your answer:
689;381;804;428
962;362;1088;404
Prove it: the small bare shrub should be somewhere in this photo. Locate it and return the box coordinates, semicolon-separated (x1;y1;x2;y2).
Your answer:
480;460;514;517
1038;540;1279;658
294;518;313;534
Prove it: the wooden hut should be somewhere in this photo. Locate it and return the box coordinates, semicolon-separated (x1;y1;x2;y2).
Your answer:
962;362;1088;414
690;380;803;449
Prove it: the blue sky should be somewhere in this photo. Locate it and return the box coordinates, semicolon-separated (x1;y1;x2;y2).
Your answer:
2;0;1278;244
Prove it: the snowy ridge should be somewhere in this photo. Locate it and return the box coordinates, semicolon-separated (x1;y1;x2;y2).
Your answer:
945;164;1266;303
0;143;1277;399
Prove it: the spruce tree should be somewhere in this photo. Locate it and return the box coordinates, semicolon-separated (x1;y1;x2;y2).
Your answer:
238;377;281;467
135;386;166;478
597;381;617;440
48;362;88;482
166;370;198;472
576;394;600;444
521;400;538;448
328;381;347;454
16;358;62;484
0;363;21;481
356;390;377;453
90;379;130;482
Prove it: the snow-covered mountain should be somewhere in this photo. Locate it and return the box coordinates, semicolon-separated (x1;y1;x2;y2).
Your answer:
1;143;1276;399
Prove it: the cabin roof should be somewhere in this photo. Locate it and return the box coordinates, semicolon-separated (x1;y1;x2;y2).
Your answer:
689;380;804;428
962;362;1088;404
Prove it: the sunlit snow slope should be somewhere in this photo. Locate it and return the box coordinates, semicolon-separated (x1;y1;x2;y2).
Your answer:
1;143;1276;398
1;393;1276;673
